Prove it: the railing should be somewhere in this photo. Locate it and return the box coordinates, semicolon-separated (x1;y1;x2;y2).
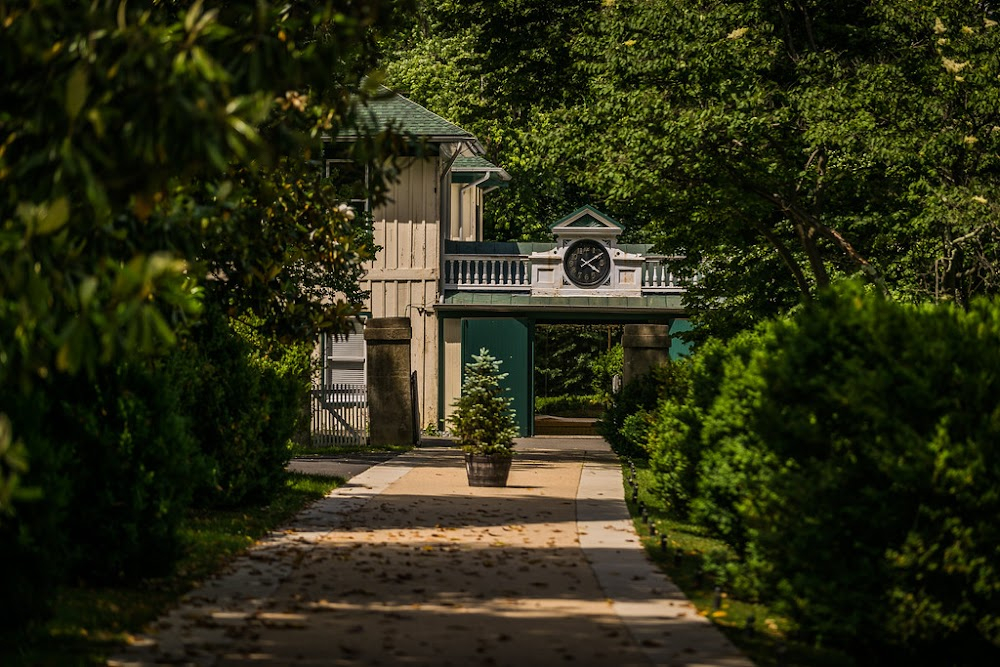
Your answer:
443;255;531;291
311;384;368;447
642;256;697;292
442;252;693;293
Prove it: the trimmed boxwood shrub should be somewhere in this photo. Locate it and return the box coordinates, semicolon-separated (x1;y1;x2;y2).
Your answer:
60;361;205;581
641;283;1000;662
597;361;689;459
0;386;72;628
1;304;311;630
741;286;1000;661
175;307;310;508
0;357;203;626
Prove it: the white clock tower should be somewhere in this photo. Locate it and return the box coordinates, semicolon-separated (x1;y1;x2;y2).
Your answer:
530;206;646;297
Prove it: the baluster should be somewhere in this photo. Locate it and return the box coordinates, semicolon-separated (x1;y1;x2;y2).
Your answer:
493;259;500;286
461;259;469;285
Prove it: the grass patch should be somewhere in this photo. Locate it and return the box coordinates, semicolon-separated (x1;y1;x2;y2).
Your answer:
1;472;341;667
289;441;413;458
621;459;856;667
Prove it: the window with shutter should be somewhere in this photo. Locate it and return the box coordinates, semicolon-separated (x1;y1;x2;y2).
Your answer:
323;319;366;387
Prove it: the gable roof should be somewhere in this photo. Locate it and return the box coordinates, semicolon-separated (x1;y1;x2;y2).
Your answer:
337;88;479;147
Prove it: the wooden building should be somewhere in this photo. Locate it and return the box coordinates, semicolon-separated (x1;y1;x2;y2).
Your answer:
317;90;691;443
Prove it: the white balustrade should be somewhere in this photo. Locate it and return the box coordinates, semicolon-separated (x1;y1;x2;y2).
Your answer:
442;253;692;293
443;255;531;291
641;256;693;292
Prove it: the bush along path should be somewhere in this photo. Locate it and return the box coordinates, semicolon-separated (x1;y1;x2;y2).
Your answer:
609;283;1000;666
621;458;855;667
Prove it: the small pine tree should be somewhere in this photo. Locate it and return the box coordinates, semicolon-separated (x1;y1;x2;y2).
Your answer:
449;348;518;455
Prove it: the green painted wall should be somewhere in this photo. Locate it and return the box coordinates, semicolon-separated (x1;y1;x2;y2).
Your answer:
461;318;534;436
669;318;694;359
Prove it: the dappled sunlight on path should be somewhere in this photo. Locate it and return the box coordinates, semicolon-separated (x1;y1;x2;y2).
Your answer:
110;441;750;667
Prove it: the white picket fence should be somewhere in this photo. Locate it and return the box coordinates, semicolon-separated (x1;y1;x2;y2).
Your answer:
310;384;369;447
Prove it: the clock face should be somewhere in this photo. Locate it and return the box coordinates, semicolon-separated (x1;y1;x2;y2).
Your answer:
564;239;611;288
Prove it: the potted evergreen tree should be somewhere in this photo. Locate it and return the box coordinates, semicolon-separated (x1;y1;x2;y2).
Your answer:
449;348;518;487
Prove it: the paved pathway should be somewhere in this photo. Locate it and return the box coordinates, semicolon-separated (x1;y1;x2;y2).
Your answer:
110;437;752;667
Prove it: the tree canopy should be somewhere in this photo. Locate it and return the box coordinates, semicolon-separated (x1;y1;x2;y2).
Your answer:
386;0;1000;336
0;0;404;516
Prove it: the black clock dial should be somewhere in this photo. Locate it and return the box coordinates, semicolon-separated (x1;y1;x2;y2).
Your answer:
564;239;611;288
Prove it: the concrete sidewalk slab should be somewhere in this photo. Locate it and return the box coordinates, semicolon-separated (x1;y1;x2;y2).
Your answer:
577;453;751;667
109;438;752;667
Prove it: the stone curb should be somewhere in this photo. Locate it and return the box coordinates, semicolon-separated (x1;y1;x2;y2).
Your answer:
576;457;754;667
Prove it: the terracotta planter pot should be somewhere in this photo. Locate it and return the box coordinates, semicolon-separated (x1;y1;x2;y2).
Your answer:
464;452;513;487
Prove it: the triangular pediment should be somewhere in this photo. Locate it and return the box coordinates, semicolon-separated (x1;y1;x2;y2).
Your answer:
549;205;622;233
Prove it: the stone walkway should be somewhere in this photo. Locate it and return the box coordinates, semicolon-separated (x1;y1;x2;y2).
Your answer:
109;437;752;667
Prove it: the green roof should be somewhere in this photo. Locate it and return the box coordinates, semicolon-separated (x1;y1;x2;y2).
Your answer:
444;241;656;255
338;89;476;143
550;205;623;232
452;156;501;171
436;292;686;317
451;155;512;185
445;241;553;254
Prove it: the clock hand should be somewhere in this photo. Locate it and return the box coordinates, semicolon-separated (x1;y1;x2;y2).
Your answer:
580;254;602;271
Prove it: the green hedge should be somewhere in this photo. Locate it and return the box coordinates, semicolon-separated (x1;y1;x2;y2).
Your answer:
60;363;205;582
0;386;72;627
176;308;310;508
0;358;203;626
635;283;1000;662
534;394;606;418
0;306;312;629
597;361;689;459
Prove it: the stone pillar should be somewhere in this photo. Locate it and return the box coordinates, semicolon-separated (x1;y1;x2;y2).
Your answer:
365;317;415;446
622;324;672;385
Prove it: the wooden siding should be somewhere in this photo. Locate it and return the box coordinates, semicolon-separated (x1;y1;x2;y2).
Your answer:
373;158;439;224
364;218;441;429
448;182;483;242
